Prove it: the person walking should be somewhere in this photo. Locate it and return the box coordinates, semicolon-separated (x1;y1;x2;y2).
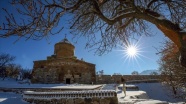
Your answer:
121;77;126;96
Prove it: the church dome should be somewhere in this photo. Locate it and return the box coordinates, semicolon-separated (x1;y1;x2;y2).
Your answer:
54;37;75;58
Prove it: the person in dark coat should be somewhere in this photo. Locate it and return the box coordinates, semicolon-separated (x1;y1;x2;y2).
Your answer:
121;77;126;96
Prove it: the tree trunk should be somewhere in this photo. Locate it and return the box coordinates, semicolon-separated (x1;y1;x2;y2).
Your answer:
156;24;181;48
179;47;186;67
172;86;177;95
156;21;186;67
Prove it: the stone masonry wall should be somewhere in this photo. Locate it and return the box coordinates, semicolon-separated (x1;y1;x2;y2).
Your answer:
25;97;118;104
96;75;161;84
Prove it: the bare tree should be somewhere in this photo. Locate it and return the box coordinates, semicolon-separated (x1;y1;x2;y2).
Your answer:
0;53;15;67
21;68;32;79
6;63;22;79
159;40;186;99
1;0;186;66
0;53;15;80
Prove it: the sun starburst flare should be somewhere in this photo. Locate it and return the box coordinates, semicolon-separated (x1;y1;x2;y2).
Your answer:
117;38;149;69
122;40;141;61
126;45;138;57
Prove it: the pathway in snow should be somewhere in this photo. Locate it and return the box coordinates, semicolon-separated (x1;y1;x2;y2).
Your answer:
116;84;169;104
117;90;169;104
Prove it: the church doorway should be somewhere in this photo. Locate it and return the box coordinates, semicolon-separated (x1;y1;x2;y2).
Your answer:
66;78;70;84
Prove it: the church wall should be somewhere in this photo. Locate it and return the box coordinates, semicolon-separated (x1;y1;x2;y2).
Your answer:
31;38;96;84
32;59;96;84
31;68;59;83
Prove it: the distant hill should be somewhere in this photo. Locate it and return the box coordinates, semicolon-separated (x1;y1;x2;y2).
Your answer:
140;70;161;75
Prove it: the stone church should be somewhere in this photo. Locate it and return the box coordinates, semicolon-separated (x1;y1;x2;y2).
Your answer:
31;38;96;84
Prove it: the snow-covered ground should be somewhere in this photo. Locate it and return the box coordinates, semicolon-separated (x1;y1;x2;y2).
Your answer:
134;83;183;103
116;83;184;104
0;78;185;104
0;92;29;104
117;90;169;104
0;78;101;89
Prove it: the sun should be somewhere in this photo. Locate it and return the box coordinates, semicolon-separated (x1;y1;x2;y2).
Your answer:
116;36;148;67
116;36;151;70
121;40;142;61
124;43;139;59
126;46;137;57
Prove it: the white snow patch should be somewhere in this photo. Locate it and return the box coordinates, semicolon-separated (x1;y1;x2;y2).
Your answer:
180;28;186;32
0;98;7;102
116;86;169;104
133;83;183;103
135;100;168;104
0;92;29;104
157;16;166;20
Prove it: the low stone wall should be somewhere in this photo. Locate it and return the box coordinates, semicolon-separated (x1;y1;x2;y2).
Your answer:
23;90;118;104
96;75;161;84
25;97;118;104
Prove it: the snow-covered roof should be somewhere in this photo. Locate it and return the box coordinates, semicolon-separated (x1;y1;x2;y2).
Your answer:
180;28;186;32
60;37;72;44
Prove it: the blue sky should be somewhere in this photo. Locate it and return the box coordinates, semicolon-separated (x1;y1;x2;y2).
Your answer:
0;0;167;75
